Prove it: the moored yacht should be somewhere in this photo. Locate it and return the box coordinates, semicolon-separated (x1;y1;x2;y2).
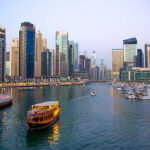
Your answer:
140;92;150;100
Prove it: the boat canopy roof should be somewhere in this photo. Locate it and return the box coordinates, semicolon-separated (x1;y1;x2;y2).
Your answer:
33;101;59;107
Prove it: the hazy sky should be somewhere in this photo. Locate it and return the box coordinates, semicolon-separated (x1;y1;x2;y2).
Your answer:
1;0;150;68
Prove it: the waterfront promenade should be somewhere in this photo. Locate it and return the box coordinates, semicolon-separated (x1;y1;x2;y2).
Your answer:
0;81;86;89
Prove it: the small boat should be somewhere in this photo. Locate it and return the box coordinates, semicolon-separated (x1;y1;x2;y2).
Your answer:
0;94;13;109
116;87;122;91
91;91;96;96
141;92;150;100
128;93;135;99
26;101;60;131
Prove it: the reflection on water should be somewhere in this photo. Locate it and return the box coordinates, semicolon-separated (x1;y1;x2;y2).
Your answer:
48;120;60;147
26;119;60;149
111;87;123;98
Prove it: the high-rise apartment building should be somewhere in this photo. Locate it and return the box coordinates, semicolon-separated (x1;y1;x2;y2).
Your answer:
112;49;123;81
145;43;150;68
90;65;99;81
0;26;6;82
56;31;69;77
49;49;55;76
91;51;96;66
68;41;74;76
19;22;35;78
79;55;86;72
41;49;51;76
10;38;19;77
85;58;91;79
35;30;43;77
6;52;10;76
123;38;137;68
136;49;144;67
74;43;79;71
42;38;47;51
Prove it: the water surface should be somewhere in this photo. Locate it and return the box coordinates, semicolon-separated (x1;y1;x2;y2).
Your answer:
0;83;150;150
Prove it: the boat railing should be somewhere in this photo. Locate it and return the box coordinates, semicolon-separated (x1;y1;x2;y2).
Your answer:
27;106;59;123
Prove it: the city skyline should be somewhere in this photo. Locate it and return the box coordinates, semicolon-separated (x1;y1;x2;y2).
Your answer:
1;0;150;67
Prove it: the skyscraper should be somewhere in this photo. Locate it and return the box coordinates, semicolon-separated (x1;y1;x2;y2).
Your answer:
6;52;10;76
68;41;74;76
112;49;123;81
74;43;79;71
41;50;51;77
136;49;144;67
35;30;43;77
19;22;35;78
49;49;55;76
123;38;137;68
145;43;150;68
10;38;19;77
79;55;86;72
56;31;69;77
84;51;87;58
85;58;91;79
0;26;6;82
91;51;96;66
90;65;97;81
42;38;47;51
90;65;99;81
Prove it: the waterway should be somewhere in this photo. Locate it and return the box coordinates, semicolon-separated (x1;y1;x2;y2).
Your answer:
1;83;150;149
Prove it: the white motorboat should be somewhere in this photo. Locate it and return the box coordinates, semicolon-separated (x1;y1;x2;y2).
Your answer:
91;91;96;96
116;87;122;91
127;94;135;99
140;92;150;100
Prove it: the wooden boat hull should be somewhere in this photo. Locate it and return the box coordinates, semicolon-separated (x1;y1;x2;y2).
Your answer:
27;116;59;131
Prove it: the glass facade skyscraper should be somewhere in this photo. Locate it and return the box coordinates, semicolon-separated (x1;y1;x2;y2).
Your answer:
19;22;35;78
68;41;74;76
41;50;51;76
56;31;68;77
74;43;79;71
0;26;6;82
123;38;137;68
136;49;144;67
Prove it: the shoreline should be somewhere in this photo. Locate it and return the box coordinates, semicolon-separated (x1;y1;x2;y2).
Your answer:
0;82;86;89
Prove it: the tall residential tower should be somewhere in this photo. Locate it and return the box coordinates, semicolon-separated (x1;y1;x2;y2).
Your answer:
0;26;6;82
35;30;43;77
56;31;69;77
112;49;123;81
10;38;19;77
68;41;74;76
91;51;96;66
19;22;35;78
145;43;150;68
74;43;79;71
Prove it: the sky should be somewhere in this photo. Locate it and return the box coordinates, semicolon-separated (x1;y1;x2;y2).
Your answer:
1;0;150;68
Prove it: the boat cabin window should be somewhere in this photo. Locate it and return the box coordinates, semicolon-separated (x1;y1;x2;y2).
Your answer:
40;117;43;121
34;118;39;122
